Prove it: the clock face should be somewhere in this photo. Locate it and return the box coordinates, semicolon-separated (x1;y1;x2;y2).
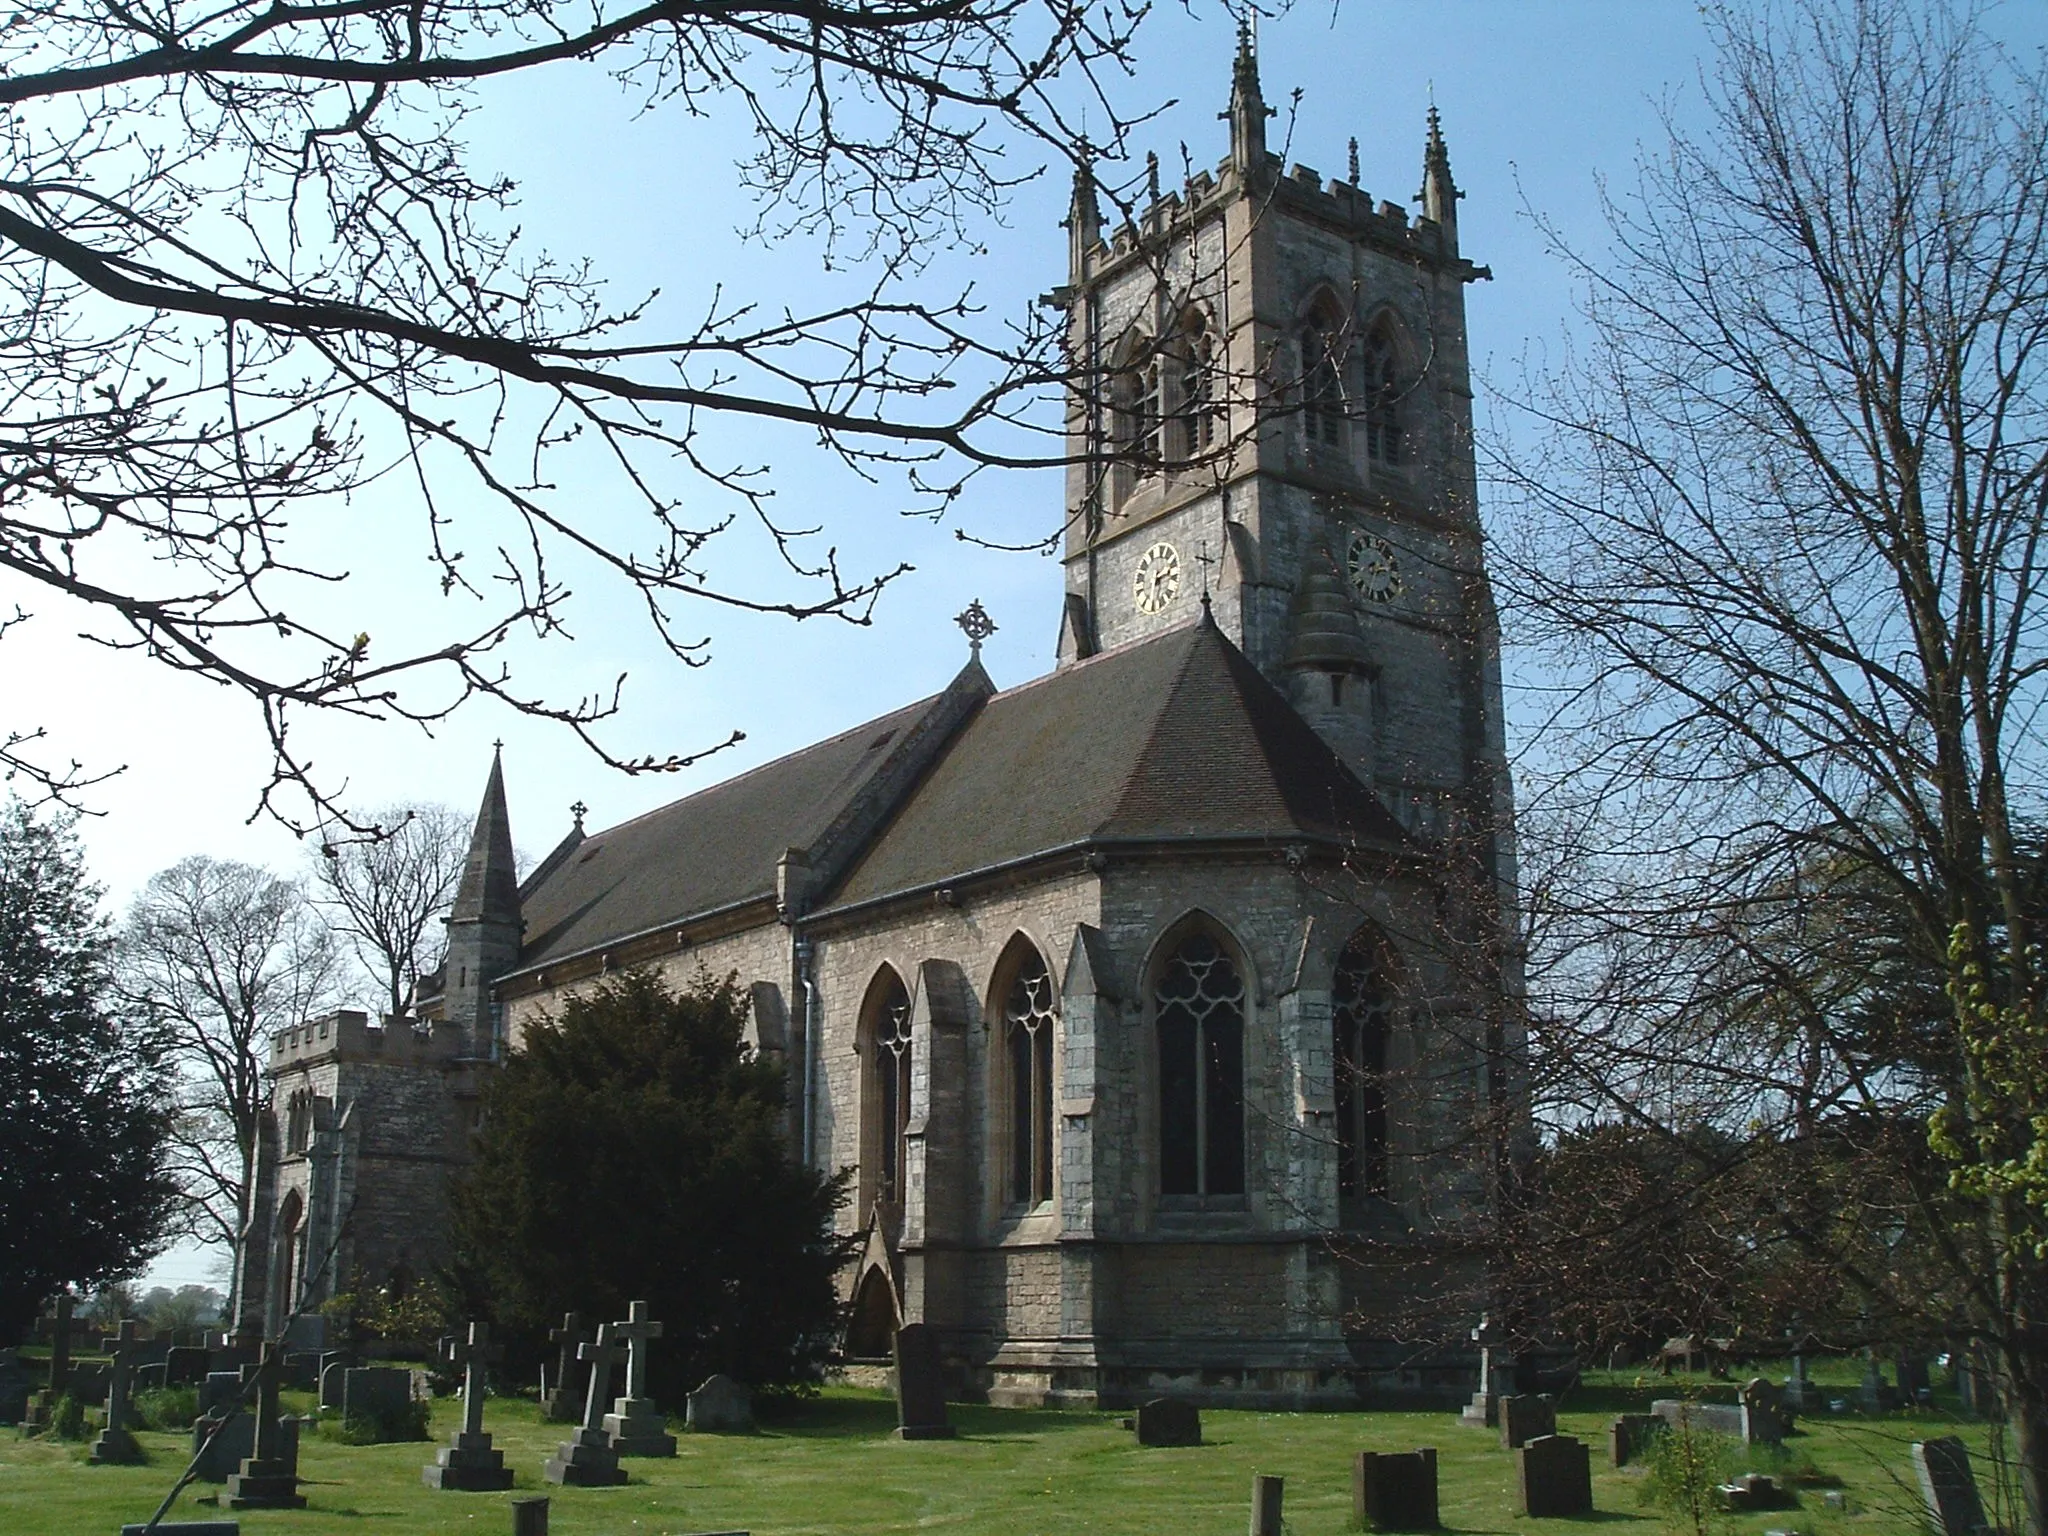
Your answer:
1134;541;1181;615
1346;530;1402;603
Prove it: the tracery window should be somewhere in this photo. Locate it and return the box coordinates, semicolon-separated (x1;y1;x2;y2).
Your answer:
285;1091;312;1154
1360;323;1400;465
1004;951;1058;1207
865;971;914;1206
1301;310;1347;449
1333;932;1393;1198
1156;931;1246;1197
1172;313;1219;461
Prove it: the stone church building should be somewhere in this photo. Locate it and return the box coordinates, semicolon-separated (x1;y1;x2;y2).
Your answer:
241;38;1522;1408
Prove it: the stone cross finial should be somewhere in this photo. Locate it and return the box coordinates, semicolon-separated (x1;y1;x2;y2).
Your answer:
444;1322;503;1439
103;1319;140;1432
577;1324;624;1434
550;1311;590;1394
570;800;588;832
1348;137;1361;186
954;600;997;658
612;1300;665;1403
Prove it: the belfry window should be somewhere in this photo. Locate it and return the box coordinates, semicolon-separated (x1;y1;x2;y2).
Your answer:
1156;930;1246;1197
1172;314;1219;461
1004;950;1058;1206
865;972;914;1206
1333;931;1393;1198
1301;315;1346;448
1361;323;1400;465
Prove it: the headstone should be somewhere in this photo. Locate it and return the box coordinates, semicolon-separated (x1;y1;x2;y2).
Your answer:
119;1524;242;1536
544;1323;629;1486
424;1321;515;1491
0;1349;27;1424
318;1359;348;1410
1460;1313;1513;1426
1740;1376;1790;1443
1651;1398;1746;1440
136;1361;168;1394
892;1324;956;1441
602;1300;677;1456
47;1293;73;1393
190;1397;255;1483
1609;1414;1661;1468
280;1351;320;1391
1498;1393;1556;1449
341;1365;414;1435
1897;1355;1932;1400
1783;1355;1815;1413
166;1346;211;1387
1134;1397;1201;1447
87;1319;145;1465
224;1342;307;1509
1250;1473;1284;1536
1353;1448;1438;1531
512;1496;551;1536
542;1312;591;1422
1913;1437;1990;1536
1516;1434;1592;1518
1859;1353;1896;1413
1716;1472;1789;1511
687;1374;755;1433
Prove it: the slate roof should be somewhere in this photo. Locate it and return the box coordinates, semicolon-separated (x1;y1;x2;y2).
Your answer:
823;613;1407;910
515;687;970;970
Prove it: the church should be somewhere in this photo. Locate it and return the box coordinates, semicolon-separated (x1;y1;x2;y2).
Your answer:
242;35;1524;1409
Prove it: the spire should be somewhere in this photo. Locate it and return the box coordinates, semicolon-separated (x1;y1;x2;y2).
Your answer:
1224;16;1271;173
451;746;519;925
1065;158;1101;276
1419;103;1460;246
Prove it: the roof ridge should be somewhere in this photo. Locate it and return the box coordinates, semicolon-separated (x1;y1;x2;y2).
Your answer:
989;614;1205;705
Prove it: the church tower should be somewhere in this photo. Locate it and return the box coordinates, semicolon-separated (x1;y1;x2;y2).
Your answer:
1058;32;1509;879
443;748;522;1057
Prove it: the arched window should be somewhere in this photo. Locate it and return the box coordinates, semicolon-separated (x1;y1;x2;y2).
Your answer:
1171;312;1219;461
863;970;914;1208
1003;949;1058;1207
1300;307;1347;449
1360;322;1400;465
1333;931;1393;1198
272;1189;305;1320
1156;930;1246;1197
285;1091;312;1154
1109;332;1162;503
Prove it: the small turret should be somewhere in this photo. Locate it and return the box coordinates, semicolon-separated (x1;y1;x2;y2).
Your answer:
1224;19;1272;174
1065;160;1101;278
442;747;522;1057
1418;104;1460;247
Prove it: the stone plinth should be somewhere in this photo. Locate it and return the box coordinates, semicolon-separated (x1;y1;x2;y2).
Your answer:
225;1456;307;1510
545;1425;628;1486
604;1396;678;1457
87;1426;144;1465
424;1429;515;1491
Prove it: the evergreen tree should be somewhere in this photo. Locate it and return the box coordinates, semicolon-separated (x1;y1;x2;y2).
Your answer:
0;800;175;1339
451;970;851;1398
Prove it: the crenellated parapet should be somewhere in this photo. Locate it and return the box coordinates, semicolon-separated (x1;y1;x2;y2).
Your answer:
269;1009;468;1072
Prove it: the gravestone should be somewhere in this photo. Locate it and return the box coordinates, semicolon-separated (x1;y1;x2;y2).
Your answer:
1498;1393;1556;1449
1913;1437;1991;1536
1609;1414;1662;1468
1135;1397;1201;1447
1517;1434;1592;1518
224;1343;306;1509
280;1352;320;1391
1898;1356;1932;1401
1783;1355;1816;1413
190;1383;256;1485
544;1323;629;1486
166;1346;211;1387
318;1359;349;1410
542;1312;592;1422
87;1319;145;1465
603;1300;677;1456
1459;1313;1513;1427
1353;1448;1438;1530
341;1366;414;1437
1651;1398;1747;1440
0;1349;27;1424
424;1321;515;1491
1740;1376;1790;1443
1250;1473;1285;1536
892;1324;956;1441
1859;1354;1897;1413
118;1523;242;1536
1716;1472;1789;1511
136;1361;168;1394
687;1374;755;1433
47;1294;73;1392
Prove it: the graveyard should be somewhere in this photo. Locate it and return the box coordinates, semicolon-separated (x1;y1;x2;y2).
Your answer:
0;1363;2008;1536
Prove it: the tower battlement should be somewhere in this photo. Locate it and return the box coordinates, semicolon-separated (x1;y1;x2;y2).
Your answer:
270;1009;467;1071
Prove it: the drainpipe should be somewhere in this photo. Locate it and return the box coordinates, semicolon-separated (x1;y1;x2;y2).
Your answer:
795;934;820;1168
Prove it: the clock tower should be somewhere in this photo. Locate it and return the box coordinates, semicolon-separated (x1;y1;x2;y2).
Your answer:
1056;31;1510;872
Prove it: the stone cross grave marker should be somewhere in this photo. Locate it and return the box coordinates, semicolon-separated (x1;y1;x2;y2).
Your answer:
1913;1437;1991;1536
226;1341;307;1509
543;1311;591;1422
1517;1434;1592;1518
892;1324;957;1440
47;1292;72;1392
1353;1448;1438;1531
544;1323;628;1485
87;1319;145;1465
424;1321;514;1491
687;1374;755;1434
1461;1313;1512;1427
1135;1397;1201;1447
604;1299;677;1456
190;1370;254;1482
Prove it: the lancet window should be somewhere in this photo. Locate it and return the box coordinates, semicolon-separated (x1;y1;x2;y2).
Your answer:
864;971;914;1207
1360;321;1401;465
1301;307;1348;449
1156;930;1246;1197
1004;950;1058;1207
1333;931;1393;1198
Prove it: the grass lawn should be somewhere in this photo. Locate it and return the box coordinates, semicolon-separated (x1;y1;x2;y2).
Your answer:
0;1375;2000;1536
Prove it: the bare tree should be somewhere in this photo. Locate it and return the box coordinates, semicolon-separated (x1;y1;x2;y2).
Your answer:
0;0;1167;829
312;802;469;1016
1492;0;2048;1525
119;858;339;1297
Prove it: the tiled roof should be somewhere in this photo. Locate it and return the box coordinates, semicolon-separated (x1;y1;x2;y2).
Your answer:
824;613;1406;909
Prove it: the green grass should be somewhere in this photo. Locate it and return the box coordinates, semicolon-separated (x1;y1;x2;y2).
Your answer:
0;1383;2003;1536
